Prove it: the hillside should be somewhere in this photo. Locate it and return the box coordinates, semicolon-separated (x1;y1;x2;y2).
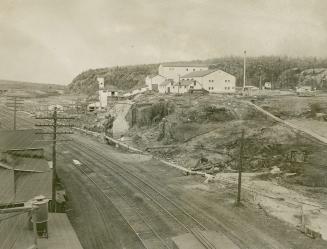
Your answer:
0;79;65;90
69;64;158;95
69;56;327;95
0;79;66;98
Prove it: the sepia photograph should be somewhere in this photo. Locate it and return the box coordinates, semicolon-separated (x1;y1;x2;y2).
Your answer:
1;0;327;248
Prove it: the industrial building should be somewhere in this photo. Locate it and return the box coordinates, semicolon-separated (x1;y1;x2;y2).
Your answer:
0;130;83;249
147;63;236;94
181;69;236;93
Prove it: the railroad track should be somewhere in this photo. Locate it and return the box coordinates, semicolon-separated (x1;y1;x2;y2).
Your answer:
0;105;285;249
64;140;218;249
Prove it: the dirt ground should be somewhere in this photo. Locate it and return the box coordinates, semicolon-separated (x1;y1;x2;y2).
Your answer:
6;91;327;247
2;101;327;248
57;133;327;249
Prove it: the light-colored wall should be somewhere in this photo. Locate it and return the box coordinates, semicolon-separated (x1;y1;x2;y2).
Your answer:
158;65;208;82
168;80;202;94
99;90;108;107
145;75;166;91
183;70;236;93
158;82;173;94
171;84;190;94
99;90;118;107
145;76;151;89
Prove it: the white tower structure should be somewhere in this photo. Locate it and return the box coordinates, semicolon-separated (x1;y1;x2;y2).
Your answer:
97;77;104;89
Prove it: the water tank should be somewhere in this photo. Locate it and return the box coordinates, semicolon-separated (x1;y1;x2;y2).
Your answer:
32;195;49;237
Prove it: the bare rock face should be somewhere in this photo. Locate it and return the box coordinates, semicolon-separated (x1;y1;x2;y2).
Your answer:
157;118;174;144
111;101;133;138
298;68;327;89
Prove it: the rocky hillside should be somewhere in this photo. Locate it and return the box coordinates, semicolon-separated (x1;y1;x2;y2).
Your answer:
69;56;327;95
298;68;327;89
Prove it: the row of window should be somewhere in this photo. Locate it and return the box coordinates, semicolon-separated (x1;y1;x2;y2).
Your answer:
208;86;235;91
172;85;188;89
209;79;231;84
168;68;201;72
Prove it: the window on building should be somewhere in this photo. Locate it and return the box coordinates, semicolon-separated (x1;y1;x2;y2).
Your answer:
184;86;186;88
194;82;196;86
186;68;188;71
193;69;195;71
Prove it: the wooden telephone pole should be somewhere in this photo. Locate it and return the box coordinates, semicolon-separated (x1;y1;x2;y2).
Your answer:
35;107;74;212
236;129;245;206
6;96;24;130
243;50;247;91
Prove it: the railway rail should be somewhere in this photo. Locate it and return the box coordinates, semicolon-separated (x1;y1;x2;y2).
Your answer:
0;107;219;248
0;105;288;249
65;141;218;249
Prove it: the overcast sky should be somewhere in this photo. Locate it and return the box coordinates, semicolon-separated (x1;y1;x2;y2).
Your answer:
0;0;326;85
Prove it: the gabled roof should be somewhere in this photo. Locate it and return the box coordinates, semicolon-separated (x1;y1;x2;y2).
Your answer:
147;74;165;79
181;69;219;78
0;166;52;204
0;154;50;172
160;79;173;86
0;130;44;152
160;62;208;68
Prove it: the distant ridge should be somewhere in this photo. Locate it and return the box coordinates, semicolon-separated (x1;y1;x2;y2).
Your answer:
0;79;66;90
69;56;327;95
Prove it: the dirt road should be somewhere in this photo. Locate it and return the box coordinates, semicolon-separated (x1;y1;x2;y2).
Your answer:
247;101;327;144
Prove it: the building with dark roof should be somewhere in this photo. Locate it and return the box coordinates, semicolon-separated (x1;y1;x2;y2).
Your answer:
0;129;83;249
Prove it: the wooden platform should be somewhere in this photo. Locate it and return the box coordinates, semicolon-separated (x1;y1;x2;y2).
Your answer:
6;213;83;249
38;213;83;249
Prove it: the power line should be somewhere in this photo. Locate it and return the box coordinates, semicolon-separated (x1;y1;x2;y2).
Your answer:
6;96;24;130
35;106;74;212
236;129;245;206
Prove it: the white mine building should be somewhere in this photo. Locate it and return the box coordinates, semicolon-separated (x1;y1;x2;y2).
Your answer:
146;63;236;94
98;77;120;108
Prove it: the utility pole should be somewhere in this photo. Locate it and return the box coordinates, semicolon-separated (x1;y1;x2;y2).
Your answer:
236;129;245;206
6;96;24;130
243;50;247;91
35;107;74;212
178;75;181;95
259;65;263;90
